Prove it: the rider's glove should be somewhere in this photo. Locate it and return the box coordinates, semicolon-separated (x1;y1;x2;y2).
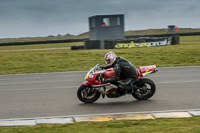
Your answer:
101;77;108;83
100;66;104;69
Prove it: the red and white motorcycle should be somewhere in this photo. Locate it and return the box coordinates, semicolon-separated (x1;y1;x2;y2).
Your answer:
77;64;158;103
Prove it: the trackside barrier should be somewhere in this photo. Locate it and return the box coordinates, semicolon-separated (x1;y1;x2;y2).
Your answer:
0;39;87;46
71;45;85;50
1;32;200;47
104;37;173;49
83;37;175;49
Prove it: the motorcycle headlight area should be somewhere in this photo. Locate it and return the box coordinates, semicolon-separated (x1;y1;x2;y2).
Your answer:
85;74;94;80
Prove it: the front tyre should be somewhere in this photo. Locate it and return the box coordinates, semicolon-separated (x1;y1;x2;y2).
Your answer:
77;85;100;103
132;78;156;100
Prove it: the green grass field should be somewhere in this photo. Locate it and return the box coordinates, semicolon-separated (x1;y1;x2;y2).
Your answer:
1;117;200;133
0;36;199;74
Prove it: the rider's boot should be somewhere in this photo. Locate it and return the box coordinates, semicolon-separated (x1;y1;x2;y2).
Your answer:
118;84;132;94
118;83;137;94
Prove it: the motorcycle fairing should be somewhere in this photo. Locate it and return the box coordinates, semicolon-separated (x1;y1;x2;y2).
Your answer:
83;64;157;95
137;65;157;78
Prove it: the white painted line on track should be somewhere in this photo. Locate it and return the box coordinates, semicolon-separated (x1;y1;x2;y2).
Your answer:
157;80;200;84
2;109;199;121
0;66;199;76
0;119;36;126
152;73;200;78
0;71;87;76
0;80;80;85
36;117;74;124
52;109;200;118
0;86;79;92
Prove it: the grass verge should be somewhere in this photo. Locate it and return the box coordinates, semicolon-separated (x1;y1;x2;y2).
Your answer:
0;36;200;74
0;117;200;133
0;43;200;74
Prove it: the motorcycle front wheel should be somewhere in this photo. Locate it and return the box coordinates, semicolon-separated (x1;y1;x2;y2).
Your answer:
132;78;156;100
77;85;101;103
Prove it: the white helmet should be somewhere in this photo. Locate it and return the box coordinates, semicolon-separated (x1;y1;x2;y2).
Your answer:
104;51;117;66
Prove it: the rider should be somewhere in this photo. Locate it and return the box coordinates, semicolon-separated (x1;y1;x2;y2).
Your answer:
100;51;138;91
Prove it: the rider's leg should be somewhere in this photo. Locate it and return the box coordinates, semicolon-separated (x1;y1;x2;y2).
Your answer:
118;78;133;90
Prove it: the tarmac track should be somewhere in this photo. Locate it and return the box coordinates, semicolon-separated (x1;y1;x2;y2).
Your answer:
0;66;200;120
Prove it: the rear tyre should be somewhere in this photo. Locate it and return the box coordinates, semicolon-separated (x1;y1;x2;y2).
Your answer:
132;78;156;100
77;85;101;103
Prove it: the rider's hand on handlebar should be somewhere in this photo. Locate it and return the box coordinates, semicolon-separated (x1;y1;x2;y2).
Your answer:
100;77;108;83
100;66;104;70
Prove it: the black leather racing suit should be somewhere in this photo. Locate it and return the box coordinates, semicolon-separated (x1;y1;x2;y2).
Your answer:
101;57;138;88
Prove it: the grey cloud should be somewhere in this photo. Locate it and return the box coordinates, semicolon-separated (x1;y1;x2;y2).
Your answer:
0;0;199;38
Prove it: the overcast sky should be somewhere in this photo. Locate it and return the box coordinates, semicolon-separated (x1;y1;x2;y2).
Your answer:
0;0;200;38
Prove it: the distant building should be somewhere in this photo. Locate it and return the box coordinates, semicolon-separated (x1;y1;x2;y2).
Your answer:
86;14;125;49
168;25;178;33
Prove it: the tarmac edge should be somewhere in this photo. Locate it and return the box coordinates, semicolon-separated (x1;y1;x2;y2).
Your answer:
0;109;200;126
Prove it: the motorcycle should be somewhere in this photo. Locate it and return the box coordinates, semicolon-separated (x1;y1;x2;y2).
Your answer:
77;64;158;103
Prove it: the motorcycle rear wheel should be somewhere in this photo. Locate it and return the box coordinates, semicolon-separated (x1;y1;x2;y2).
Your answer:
132;78;156;100
77;85;101;103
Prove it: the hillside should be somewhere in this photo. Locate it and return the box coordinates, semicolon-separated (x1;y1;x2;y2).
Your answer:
0;28;200;44
66;28;200;39
125;28;200;36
